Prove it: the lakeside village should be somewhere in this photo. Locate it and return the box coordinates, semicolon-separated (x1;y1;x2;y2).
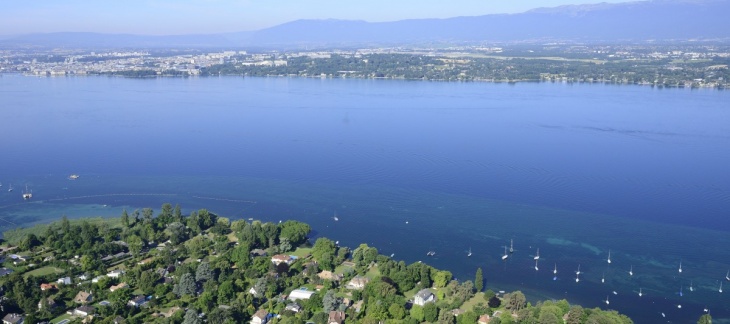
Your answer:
0;204;641;324
1;44;729;88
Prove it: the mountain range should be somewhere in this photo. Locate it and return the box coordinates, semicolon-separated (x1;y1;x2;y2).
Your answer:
3;0;729;49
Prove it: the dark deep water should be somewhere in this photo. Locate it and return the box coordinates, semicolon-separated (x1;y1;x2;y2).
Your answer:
1;74;729;322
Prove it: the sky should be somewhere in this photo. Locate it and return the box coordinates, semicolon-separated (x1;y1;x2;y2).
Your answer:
2;0;638;35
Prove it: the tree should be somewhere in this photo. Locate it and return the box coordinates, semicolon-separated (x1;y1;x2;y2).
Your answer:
196;262;213;282
432;270;452;288
139;271;161;295
322;290;339;312
565;306;583;324
218;280;235;304
279;221;311;245
183;309;202;324
423;303;438;323
127;234;144;255
410;305;424;322
167;222;188;245
475;267;484;292
438;308;455;324
19;233;41;251
389;304;405;320
174;273;197;297
505;291;527;312
698;314;712;324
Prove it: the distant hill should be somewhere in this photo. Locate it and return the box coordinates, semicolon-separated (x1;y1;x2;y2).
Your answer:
3;0;729;49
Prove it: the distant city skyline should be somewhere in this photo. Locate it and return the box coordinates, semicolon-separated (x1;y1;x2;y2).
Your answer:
2;0;639;35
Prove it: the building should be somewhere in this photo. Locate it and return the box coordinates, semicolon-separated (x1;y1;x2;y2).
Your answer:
318;270;343;282
57;277;72;285
40;283;57;291
73;305;96;317
478;314;491;324
2;314;23;324
73;291;93;304
37;297;57;310
346;276;370;290
328;311;345;324
251;309;269;324
128;295;147;307
0;268;13;277
413;289;436;306
288;288;315;301
110;282;129;292
107;269;125;278
271;254;294;265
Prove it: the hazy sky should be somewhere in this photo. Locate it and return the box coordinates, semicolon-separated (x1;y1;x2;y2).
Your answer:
3;0;638;35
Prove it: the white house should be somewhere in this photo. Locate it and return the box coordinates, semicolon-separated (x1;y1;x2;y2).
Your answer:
251;309;269;324
56;277;72;285
413;289;436;306
107;270;125;278
346;276;370;290
271;254;294;266
288;288;315;301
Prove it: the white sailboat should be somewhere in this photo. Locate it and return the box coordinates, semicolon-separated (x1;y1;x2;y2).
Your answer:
605;295;610;305
467;247;472;257
679;260;683;273
607;249;612;264
534;248;540;261
679;286;683;297
725;270;730;281
501;246;509;260
509;239;514;254
689;280;694;292
601;272;605;283
575;264;581;275
7;183;12;192
22;185;32;200
629;265;634;276
575;264;581;282
553;263;557;275
534;259;539;271
333;211;339;221
720;281;723;293
639;288;643;297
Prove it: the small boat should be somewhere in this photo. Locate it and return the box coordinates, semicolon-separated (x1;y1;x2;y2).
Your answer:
679;260;683;273
534;259;539;271
575;273;580;283
661;313;666;318
726;270;730;281
629;265;633;276
467;247;472;257
704;307;709;313
426;251;435;257
553;263;557;275
679;286;683;297
509;239;514;254
7;183;12;192
390;253;395;258
601;272;605;283
607;249;612;264
604;295;610;305
501;246;508;260
534;248;540;261
575;264;581;275
0;182;2;187
612;291;617;295
333;212;339;221
689;280;694;292
720;281;723;293
639;288;643;297
677;304;682;309
68;174;80;180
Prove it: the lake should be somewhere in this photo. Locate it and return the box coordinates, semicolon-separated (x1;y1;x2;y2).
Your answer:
1;74;729;322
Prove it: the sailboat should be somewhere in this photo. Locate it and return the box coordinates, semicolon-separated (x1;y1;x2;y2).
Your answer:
333;211;339;221
607;249;612;264
601;272;605;283
534;248;540;261
629;265;634;276
604;295;610;305
7;183;12;192
553;263;558;275
534;259;539;271
639;288;643;297
501;246;509;260
689;280;694;292
509;239;514;254
575;265;581;282
679;286;683;297
720;281;723;293
725;270;729;281
575;264;581;275
467;247;472;257
22;185;32;200
679;260;683;273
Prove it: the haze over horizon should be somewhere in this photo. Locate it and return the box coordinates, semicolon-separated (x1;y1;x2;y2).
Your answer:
3;0;640;36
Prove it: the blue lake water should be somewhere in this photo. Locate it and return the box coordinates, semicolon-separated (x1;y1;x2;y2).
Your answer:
1;74;729;322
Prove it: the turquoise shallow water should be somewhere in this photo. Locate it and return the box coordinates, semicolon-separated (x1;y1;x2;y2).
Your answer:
1;74;730;322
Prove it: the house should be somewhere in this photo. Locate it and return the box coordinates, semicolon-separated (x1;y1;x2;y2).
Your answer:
78;274;89;281
2;313;23;324
92;275;106;283
110;282;129;292
478;314;491;324
128;295;147;307
318;270;343;282
328;311;345;324
288;288;315;301
285;304;301;313
251;249;268;257
73;291;93;304
72;305;96;317
413;289;436;306
346;276;370;290
40;283;57;291
107;270;125;278
113;316;126;324
271;254;294;265
37;297;57;310
57;277;72;285
251;309;269;324
0;268;14;277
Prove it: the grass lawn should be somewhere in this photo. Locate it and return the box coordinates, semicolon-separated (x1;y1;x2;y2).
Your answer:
364;265;380;279
290;247;312;258
50;313;73;324
460;292;486;311
333;264;355;275
23;266;64;278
